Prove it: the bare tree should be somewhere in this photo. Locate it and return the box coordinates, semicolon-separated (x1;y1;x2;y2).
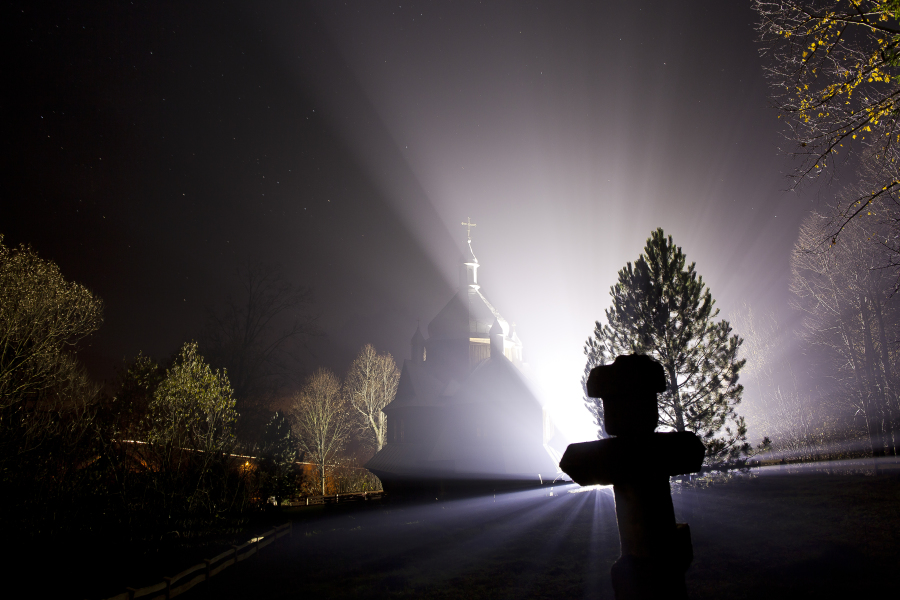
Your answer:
754;1;900;243
731;306;824;458
791;210;900;456
202;260;317;439
290;369;351;495
344;344;399;453
730;306;782;437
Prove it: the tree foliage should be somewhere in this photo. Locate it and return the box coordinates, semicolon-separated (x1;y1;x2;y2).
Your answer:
583;228;748;461
754;1;900;243
118;342;248;537
255;411;299;504
144;341;238;456
290;368;351;495
0;235;108;546
118;343;249;543
0;235;103;408
113;353;165;436
344;344;399;453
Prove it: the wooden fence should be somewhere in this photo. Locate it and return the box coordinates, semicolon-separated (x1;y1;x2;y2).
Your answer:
282;490;385;506
100;522;292;600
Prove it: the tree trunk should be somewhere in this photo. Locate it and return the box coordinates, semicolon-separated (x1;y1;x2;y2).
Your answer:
861;297;886;458
873;295;898;457
667;365;685;432
839;310;878;459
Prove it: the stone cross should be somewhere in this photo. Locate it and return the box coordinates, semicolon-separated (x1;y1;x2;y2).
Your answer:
559;354;705;600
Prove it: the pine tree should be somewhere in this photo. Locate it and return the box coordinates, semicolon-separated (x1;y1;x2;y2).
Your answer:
257;411;298;505
583;228;749;461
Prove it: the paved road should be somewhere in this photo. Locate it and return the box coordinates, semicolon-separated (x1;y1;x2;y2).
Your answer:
201;471;900;599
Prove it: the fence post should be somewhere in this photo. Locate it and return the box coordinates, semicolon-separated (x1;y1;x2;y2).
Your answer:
163;576;172;600
126;587;136;600
232;544;240;565
204;558;211;582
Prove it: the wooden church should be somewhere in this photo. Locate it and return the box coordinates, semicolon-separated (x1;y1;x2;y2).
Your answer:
365;223;560;495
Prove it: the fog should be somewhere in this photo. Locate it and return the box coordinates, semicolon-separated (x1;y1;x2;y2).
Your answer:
4;1;819;443
260;1;813;441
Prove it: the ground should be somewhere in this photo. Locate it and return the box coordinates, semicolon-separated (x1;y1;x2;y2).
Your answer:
185;467;900;599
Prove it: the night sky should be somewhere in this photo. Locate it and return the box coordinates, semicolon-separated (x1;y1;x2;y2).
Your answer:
3;1;817;441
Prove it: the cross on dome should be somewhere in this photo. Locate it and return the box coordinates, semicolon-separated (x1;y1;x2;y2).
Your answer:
461;217;479;263
461;217;477;241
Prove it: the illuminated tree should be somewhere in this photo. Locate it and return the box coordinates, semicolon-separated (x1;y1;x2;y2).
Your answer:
583;228;748;461
145;342;238;456
290;369;351;495
731;306;817;457
0;235;103;408
791;210;899;455
105;344;257;545
0;235;109;541
136;343;241;516
754;1;900;243
344;344;399;453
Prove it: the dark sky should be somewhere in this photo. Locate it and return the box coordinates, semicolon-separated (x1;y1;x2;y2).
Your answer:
3;1;818;441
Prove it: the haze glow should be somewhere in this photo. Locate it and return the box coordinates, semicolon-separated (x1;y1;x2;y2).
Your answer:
263;2;811;441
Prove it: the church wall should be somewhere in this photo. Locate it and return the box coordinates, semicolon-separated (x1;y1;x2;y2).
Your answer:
469;339;490;367
502;340;522;364
386;406;443;445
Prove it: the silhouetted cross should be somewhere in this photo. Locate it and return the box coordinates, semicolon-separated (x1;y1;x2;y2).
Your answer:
461;217;477;241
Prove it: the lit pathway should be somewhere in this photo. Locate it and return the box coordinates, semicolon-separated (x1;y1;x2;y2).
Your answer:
203;472;900;599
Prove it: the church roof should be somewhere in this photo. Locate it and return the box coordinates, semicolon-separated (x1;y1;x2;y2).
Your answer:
489;317;503;337
427;292;469;340
426;434;514;475
411;322;425;346
384;359;455;410
428;288;509;340
386;352;539;411
452;352;537;407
